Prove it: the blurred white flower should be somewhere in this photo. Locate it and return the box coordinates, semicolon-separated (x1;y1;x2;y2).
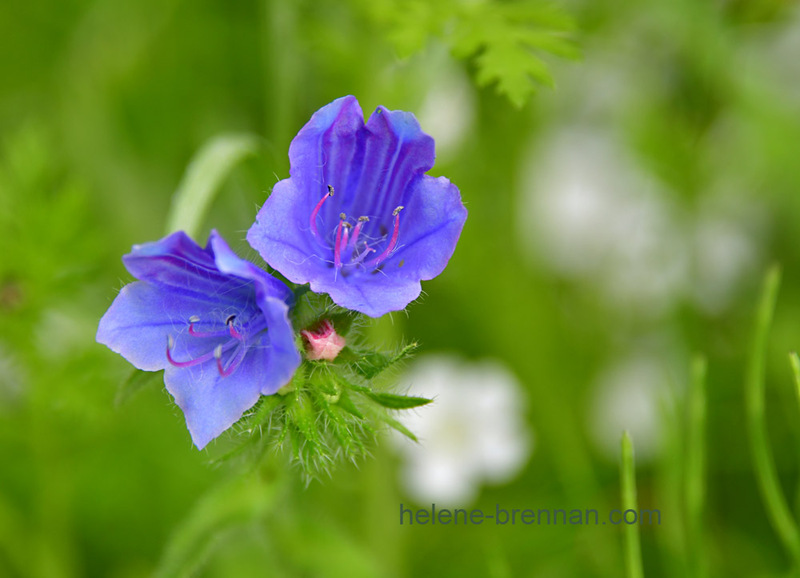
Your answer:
739;6;800;102
588;355;673;463
691;189;763;314
392;355;532;506
519;127;689;315
518;126;765;316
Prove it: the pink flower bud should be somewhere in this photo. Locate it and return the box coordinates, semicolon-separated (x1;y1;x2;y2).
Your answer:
301;319;346;361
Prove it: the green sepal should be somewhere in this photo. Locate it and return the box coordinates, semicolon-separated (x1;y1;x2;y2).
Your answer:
290;291;361;337
350;384;432;410
285;389;321;451
335;389;365;420
350;342;419;379
378;413;418;442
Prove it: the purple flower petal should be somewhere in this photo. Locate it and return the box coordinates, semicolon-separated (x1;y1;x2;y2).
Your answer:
97;230;301;449
247;95;467;317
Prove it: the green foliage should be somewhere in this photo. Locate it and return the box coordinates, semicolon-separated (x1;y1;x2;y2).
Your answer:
449;2;579;107
620;432;643;578
351;387;432;410
745;267;800;567
166;134;260;240
357;0;579;107
154;471;281;578
0;125;101;345
349;342;420;379
207;332;429;481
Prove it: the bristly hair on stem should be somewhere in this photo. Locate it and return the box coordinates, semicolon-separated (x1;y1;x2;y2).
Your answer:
203;317;429;482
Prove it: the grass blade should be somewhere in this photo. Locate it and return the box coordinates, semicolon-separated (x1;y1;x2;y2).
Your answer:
165;133;259;239
745;266;800;567
685;355;707;578
621;431;644;578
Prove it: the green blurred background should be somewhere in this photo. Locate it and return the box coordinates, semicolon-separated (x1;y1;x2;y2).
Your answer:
2;0;800;576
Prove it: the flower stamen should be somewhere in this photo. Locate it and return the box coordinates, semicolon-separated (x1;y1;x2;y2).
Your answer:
309;185;334;243
188;316;230;339
347;216;369;255
166;335;218;368
215;343;247;377
226;315;244;341
333;213;348;269
369;206;403;267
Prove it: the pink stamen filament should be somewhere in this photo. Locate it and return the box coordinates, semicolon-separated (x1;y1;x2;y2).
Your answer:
368;206;403;267
188;316;244;341
346;216;369;255
168;312;256;373
333;213;347;268
215;343;247;377
227;319;244;341
188;325;229;338
309;185;334;243
166;336;221;368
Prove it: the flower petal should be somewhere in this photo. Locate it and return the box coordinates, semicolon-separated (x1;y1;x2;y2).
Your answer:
384;174;467;281
287;95;365;214
308;272;423;318
247;96;465;317
123;231;251;307
350;105;435;224
163;357;262;450
164;298;299;449
208;230;294;304
96;281;234;371
246;178;324;286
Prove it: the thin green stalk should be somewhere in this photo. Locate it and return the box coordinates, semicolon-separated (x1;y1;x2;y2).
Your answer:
790;352;800;412
621;431;644;578
154;468;283;578
685;355;707;578
165;134;259;239
745;266;800;567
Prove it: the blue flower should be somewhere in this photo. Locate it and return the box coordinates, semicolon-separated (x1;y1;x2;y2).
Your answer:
97;230;301;449
246;96;468;317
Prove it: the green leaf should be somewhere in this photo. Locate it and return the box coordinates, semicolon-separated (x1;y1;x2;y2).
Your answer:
745;266;800;566
359;0;578;107
165;133;259;239
685;355;708;576
286;390;321;449
362;390;432;410
475;45;554;107
620;432;644;578
448;1;579;107
335;390;365;420
378;412;418;442
115;368;161;406
351;342;419;379
154;472;279;578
